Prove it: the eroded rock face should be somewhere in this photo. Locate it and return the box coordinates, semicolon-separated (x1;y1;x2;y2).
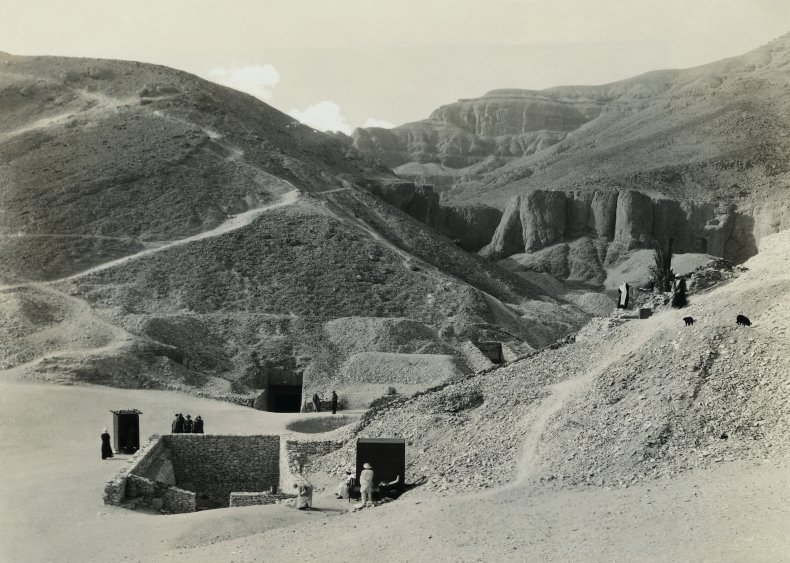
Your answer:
521;190;567;251
352;90;604;168
481;189;746;266
363;180;502;251
614;190;653;248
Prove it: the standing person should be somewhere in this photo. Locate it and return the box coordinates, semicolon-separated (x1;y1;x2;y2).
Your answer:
312;393;321;413
101;427;113;460
171;414;180;433
331;391;338;415
359;462;375;506
193;415;204;433
175;413;185;433
184;415;193;433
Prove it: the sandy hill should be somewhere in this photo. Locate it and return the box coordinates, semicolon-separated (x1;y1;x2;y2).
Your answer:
351;33;790;282
0;53;591;408
307;229;790;494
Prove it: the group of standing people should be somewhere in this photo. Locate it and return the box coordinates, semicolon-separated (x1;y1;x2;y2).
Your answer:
171;413;204;433
311;391;339;414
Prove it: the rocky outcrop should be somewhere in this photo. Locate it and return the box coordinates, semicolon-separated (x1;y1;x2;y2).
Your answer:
351;89;604;169
362;180;501;251
481;189;749;263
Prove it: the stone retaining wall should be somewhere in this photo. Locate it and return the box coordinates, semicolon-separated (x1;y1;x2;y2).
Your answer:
103;434;195;513
105;434;283;512
284;438;345;476
228;491;295;507
164;434;280;508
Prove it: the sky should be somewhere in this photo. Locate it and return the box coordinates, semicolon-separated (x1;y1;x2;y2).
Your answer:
1;0;789;132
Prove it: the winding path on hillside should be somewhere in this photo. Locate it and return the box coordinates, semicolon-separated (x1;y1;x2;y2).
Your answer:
515;310;677;483
0;188;302;380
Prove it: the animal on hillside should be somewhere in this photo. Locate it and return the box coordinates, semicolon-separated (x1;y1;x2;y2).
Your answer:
736;314;751;326
683;316;694;326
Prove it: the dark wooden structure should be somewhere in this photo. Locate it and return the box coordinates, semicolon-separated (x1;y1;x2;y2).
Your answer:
110;409;142;454
356;438;406;495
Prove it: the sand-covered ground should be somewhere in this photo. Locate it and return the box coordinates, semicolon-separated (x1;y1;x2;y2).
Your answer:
1;377;787;562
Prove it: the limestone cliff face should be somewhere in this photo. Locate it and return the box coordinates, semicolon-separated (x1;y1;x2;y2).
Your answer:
351;90;603;169
363;180;501;251
480;189;752;264
430;90;602;137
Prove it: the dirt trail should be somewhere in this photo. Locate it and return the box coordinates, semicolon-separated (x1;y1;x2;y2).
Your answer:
515;309;678;482
0;89;136;140
0;189;301;292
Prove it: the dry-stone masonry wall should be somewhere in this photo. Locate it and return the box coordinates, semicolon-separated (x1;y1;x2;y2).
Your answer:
104;434;281;512
165;434;280;508
228;491;295;507
285;439;345;476
103;434;196;513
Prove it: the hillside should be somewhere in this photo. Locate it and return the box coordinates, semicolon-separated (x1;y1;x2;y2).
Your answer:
0;53;590;408
306;229;790;493
351;33;790;275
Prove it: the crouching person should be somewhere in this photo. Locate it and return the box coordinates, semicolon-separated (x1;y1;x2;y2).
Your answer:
294;481;313;509
336;469;355;500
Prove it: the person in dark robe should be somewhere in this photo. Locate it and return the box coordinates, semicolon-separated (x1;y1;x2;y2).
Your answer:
184;414;193;433
312;393;321;413
331;391;338;414
175;413;185;433
193;415;204;433
171;413;180;433
101;427;113;459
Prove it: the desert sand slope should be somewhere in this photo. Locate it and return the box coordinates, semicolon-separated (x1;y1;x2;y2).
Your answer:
0;52;593;404
307;231;789;491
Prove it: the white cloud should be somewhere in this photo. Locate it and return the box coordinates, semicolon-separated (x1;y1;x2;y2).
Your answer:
288;101;352;134
207;64;280;101
362;117;395;129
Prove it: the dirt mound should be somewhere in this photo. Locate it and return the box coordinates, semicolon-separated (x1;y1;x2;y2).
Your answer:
308;230;790;493
285;415;356;434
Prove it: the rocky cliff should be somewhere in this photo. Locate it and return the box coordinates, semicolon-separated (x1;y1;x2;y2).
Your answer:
361;179;501;251
351;89;603;169
481;189;751;260
354;33;790;275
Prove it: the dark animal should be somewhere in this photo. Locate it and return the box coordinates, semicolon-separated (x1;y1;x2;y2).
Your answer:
736;314;751;326
683;316;694;326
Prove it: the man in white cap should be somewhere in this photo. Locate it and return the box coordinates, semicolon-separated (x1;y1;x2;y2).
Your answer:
359;462;374;505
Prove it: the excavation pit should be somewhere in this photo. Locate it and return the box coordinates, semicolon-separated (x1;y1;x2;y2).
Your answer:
104;434;287;512
286;415;356;434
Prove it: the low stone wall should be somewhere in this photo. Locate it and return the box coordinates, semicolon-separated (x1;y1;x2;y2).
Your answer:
105;434;284;512
103;434;161;506
103;434;195;513
284;439;345;476
165;434;280;508
228;491;295;507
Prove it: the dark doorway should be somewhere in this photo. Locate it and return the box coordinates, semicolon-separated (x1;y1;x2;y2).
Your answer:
111;409;141;453
356;438;406;496
268;384;302;412
474;341;503;364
